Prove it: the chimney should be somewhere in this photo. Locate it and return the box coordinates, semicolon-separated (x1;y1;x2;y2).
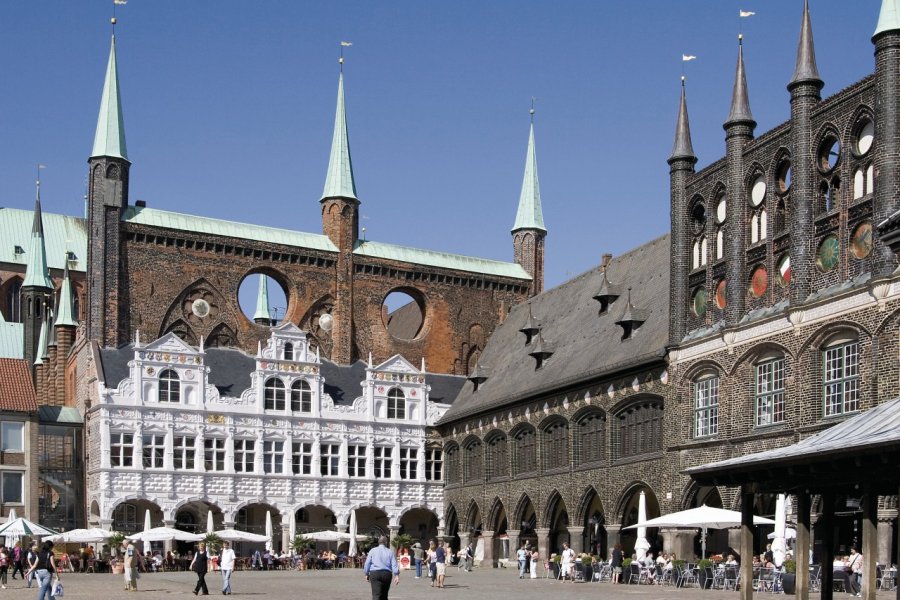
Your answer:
601;253;613;271
135;200;147;208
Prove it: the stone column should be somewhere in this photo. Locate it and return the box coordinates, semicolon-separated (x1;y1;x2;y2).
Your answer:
506;530;521;558
740;486;754;600
796;491;811;600
661;528;694;561
567;527;584;554
605;523;621;554
480;530;495;568
862;487;877;600
281;524;291;554
389;526;400;545
458;532;470;555
877;510;897;567
535;528;551;563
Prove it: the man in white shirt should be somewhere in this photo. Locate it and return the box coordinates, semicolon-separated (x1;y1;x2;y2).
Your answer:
219;541;236;596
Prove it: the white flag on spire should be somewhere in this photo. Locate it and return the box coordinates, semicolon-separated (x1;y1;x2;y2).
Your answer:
739;10;755;17
114;0;128;5
340;41;353;47
682;54;697;62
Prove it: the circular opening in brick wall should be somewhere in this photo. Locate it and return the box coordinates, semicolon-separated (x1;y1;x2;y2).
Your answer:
238;272;289;326
382;289;425;340
818;136;841;173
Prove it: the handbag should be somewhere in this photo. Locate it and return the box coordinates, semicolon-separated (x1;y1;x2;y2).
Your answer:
52;578;64;597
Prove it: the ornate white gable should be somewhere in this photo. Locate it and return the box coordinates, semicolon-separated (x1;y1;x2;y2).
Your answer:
371;354;421;375
141;332;198;355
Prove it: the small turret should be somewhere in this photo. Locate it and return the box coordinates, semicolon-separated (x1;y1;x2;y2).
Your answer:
253;274;273;326
511;109;547;296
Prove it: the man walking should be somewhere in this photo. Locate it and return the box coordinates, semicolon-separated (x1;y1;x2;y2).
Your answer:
364;536;400;600
219;541;236;595
517;543;527;578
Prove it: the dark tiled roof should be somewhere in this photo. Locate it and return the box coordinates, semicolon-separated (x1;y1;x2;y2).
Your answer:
440;234;670;425
0;359;38;412
386;302;424;340
99;346;463;407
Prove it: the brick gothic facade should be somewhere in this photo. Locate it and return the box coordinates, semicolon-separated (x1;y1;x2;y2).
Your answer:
439;3;900;568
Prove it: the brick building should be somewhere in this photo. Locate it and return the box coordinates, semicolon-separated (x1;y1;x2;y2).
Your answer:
0;359;39;522
439;0;900;568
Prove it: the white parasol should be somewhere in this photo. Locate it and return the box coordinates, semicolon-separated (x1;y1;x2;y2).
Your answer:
265;511;273;553
129;526;204;542
45;528;115;543
214;528;271;543
142;509;152;554
348;510;358;558
0;516;56;538
207;510;214;535
634;491;651;561
771;494;787;567
289;511;296;547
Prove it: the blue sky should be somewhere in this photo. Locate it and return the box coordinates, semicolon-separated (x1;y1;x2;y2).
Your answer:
0;1;882;306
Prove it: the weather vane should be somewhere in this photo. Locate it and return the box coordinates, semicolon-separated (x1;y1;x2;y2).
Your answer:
339;41;352;72
530;97;536;122
112;0;127;31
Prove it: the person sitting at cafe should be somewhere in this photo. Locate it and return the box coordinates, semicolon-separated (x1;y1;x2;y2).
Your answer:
725;554;739;567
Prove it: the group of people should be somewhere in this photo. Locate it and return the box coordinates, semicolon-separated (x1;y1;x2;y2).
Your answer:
0;540;58;598
515;541;540;579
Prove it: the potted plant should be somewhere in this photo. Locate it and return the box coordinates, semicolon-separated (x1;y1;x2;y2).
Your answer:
390;533;413;552
203;532;223;554
697;558;714;589
781;559;797;594
108;532;126;574
549;553;560;579
290;535;313;554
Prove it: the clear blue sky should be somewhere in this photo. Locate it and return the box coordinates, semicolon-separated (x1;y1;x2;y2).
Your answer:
0;1;881;298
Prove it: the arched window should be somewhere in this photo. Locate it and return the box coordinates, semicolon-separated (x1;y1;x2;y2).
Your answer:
716;229;724;260
614;399;662;459
463;439;483;482
113;503;138;533
692;240;701;270
576;411;605;464
264;377;286;410
755;356;785;426
387;388;406;419
444;444;459;484
751;213;760;244
4;279;22;323
866;164;874;194
700;236;708;266
854;168;865;200
486;433;508;480
823;335;860;416
291;380;312;412
542;420;569;470
512;427;536;475
694;374;719;438
158;369;181;403
760;209;768;240
284;342;293;361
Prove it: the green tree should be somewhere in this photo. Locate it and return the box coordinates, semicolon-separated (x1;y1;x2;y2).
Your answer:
390;533;413;551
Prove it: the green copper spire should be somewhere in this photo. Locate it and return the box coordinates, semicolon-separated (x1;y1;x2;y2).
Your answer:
253;274;273;323
321;73;357;201
875;0;900;37
91;35;129;161
54;257;77;328
23;184;53;290
511;117;546;233
34;318;49;366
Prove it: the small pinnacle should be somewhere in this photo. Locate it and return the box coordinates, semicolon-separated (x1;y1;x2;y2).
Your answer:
681;75;686;83
111;17;117;25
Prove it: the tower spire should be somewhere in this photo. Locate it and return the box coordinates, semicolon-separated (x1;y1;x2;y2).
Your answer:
790;0;822;87
91;35;128;161
511;109;546;233
23;181;53;289
725;36;755;127
321;72;357;201
875;0;900;37
669;77;696;162
253;274;273;325
34;319;49;366
54;256;78;328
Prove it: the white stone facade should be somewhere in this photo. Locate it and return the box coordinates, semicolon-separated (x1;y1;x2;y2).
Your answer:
86;323;448;547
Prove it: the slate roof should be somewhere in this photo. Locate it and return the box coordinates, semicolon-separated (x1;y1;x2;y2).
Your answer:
0;359;38;412
386;302;424;340
440;234;670;424
98;345;463;407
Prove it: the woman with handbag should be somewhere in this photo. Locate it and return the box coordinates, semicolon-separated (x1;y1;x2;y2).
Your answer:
189;542;209;596
30;541;57;600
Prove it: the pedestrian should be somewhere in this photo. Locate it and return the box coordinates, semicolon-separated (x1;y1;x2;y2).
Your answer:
560;542;574;582
463;542;474;572
122;538;136;591
611;543;623;584
25;541;38;588
189;542;210;596
11;541;25;580
219;541;236;595
363;535;400;600
426;540;438;587
530;549;538;580
516;543;527;578
31;541;57;600
412;543;424;579
847;547;863;597
435;542;447;588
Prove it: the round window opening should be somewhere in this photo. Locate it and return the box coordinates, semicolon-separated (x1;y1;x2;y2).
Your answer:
238;272;289;325
855;120;874;156
383;290;425;340
690;203;707;235
750;176;766;207
714;280;727;310
819;136;841;172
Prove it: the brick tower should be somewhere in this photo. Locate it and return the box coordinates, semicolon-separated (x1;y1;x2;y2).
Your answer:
873;0;900;275
511;110;547;296
86;35;130;347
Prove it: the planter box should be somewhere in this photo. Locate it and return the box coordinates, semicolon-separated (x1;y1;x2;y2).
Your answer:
112;564;124;575
782;573;796;594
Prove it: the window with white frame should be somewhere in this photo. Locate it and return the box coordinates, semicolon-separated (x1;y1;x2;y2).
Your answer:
824;340;860;416
320;443;340;477
347;444;366;478
1;472;23;504
284;342;293;361
694;375;719;437
142;434;165;468
0;422;24;452
291;380;312;413
158;369;181;402
399;447;418;480
174;435;195;470
264;378;286;411
374;446;393;478
755;357;786;426
110;432;134;467
425;448;443;481
204;438;226;472
292;441;312;475
387;388;406;419
234;439;256;473
263;441;284;474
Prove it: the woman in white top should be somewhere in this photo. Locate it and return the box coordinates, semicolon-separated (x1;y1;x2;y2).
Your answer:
219;541;236;596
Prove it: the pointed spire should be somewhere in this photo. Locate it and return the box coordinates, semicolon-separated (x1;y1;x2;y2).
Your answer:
725;37;755;126
511;112;546;233
253;274;273;323
54;257;77;328
91;35;128;161
23;183;53;289
321;73;357;201
669;77;696;162
790;0;822;86
875;0;900;37
368;352;373;368
34;319;49;366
